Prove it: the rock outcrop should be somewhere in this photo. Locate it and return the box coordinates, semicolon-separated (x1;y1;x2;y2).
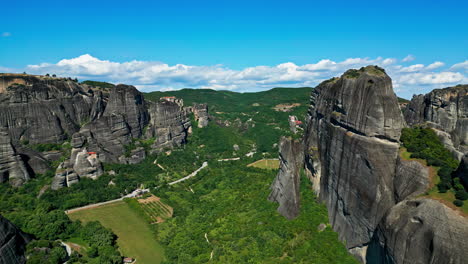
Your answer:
367;199;468;264
394;157;429;202
0;74;210;188
0;75;104;144
193;103;209;128
146;100;191;154
304;66;405;258
404;85;468;159
273;66;468;263
0;214;31;264
103;84;149;138
0;128;30;187
268;137;304;220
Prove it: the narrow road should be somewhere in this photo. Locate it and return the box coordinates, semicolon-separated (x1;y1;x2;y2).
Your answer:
169;162;208;185
65;162;208;214
65;188;150;214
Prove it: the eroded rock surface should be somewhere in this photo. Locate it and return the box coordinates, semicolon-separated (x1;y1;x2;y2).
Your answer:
0;214;30;264
305;67;405;255
269;137;303;220
146;100;191;154
368;199;468;264
193;103;209;128
404;85;468;158
0;128;30;187
0;75;104;144
394;157;429;202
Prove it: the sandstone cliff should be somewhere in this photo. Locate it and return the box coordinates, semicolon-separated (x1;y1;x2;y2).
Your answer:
269;137;303;220
192;103;210;128
303;67;405;259
0;74;209;188
0;128;31;187
0;215;30;264
404;85;468;159
273;66;468;263
368;199;468;264
146;100;192;154
0;75;104;144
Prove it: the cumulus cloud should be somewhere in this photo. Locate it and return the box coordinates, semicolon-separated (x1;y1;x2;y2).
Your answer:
402;55;415;62
0;54;462;99
1;32;11;37
450;60;468;72
426;61;445;70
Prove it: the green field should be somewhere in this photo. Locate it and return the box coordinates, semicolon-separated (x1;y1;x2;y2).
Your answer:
247;159;280;170
68;201;165;264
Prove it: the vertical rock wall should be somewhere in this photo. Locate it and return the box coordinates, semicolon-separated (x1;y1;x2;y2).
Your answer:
268;137;304;220
0;215;30;264
404;85;468;159
274;66;468;263
0;128;30;187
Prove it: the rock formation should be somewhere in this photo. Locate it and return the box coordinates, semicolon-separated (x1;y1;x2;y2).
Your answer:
268;137;303;220
0;74;208;188
0;75;104;144
0;128;30;187
393;157;429;202
368;199;468;264
193;103;209;128
304;66;405;259
146;100;191;154
404;85;468;159
103;84;149;138
273;66;468;263
0;214;31;264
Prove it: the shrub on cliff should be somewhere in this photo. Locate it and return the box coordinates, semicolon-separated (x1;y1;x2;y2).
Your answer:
400;127;462;193
453;199;464;207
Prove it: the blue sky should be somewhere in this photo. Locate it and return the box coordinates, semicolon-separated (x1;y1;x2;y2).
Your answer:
1;0;467;98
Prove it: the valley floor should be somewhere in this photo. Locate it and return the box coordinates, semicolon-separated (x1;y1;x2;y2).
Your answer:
68;201;165;264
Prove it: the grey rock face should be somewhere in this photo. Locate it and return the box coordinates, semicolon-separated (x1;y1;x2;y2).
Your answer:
119;147;146;164
193;103;209;128
103;84;149;138
298;67;468;263
404;85;468;157
0;214;31;264
15;147;50;175
367;199;468;264
305;67;405;252
268;137;303;220
0;75;104;144
0;128;31;187
394;157;429;202
146;101;191;154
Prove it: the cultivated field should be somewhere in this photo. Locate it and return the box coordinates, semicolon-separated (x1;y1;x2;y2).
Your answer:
247;159;280;170
68;201;165;264
138;195;173;223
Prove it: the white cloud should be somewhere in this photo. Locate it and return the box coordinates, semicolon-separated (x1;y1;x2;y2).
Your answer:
1;32;11;37
399;64;425;72
450;60;468;72
396;72;464;85
402;55;415;62
0;54;462;99
426;61;445;70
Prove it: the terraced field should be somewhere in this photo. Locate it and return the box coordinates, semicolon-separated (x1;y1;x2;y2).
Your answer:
138;195;173;223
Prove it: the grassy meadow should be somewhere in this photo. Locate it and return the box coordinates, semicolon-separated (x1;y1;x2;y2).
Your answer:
247;159;280;170
68;201;165;264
